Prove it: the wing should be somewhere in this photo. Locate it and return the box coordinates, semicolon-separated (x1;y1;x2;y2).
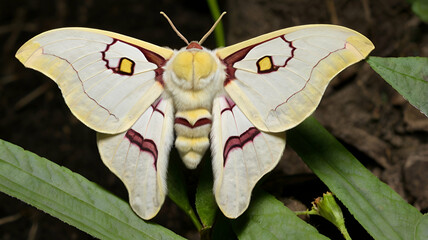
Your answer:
211;96;286;218
16;27;174;134
97;97;174;220
216;24;374;132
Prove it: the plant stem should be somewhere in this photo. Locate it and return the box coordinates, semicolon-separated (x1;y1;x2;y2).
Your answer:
340;227;352;240
206;0;225;47
188;209;203;231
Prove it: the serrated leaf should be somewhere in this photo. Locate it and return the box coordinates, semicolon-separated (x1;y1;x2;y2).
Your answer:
0;139;184;240
195;157;217;228
367;57;428;116
288;117;423;240
232;190;329;240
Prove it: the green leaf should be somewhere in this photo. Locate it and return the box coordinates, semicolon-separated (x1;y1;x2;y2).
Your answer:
288;117;423;240
407;0;428;22
0;139;184;240
167;149;202;231
367;57;428;116
415;214;428;240
195;157;218;228
232;190;329;240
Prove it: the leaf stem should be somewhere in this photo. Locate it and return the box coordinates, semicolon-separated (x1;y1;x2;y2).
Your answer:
188;209;203;231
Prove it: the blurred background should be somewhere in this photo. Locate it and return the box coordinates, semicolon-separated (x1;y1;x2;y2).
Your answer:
1;0;427;239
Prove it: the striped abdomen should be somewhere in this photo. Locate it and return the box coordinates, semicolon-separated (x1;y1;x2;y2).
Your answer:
174;108;212;169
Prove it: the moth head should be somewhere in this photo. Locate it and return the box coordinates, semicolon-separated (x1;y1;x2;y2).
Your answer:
169;46;218;90
161;11;225;90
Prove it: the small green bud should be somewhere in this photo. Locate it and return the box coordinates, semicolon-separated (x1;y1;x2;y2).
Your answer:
311;192;351;240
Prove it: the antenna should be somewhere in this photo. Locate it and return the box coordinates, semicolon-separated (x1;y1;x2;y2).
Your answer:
160;11;189;45
199;11;226;45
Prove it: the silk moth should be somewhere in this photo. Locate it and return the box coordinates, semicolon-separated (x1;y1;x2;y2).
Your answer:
15;12;374;220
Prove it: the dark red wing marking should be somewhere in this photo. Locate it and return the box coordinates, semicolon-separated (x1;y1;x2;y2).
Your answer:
151;98;165;117
125;129;158;170
222;45;255;86
220;97;236;114
275;41;347;108
220;96;261;166
124;99;165;170
223;127;261;166
221;35;295;85
174;117;212;128
102;39;168;85
137;45;168;85
256;37;295;74
43;48;119;121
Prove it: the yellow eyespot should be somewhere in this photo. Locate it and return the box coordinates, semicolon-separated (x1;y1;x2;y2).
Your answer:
257;56;273;73
118;57;134;75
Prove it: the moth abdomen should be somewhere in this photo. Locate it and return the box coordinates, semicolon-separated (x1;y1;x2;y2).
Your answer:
174;108;212;169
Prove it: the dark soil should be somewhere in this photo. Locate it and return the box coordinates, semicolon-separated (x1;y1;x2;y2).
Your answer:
1;0;427;239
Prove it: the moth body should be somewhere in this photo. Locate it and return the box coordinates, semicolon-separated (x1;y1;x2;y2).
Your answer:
164;43;225;168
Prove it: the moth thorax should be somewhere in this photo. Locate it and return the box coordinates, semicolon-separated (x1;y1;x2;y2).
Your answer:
174;108;212;169
171;50;217;90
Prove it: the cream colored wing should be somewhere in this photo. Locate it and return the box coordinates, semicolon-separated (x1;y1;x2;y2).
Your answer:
97;97;174;220
16;27;174;134
216;25;374;132
211;96;286;218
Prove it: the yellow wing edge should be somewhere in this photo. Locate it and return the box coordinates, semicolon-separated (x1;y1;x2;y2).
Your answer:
16;27;174;63
216;24;374;59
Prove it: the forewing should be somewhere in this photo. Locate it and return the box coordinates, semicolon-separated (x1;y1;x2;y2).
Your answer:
16;27;174;134
97;97;174;220
211;96;286;218
216;24;374;132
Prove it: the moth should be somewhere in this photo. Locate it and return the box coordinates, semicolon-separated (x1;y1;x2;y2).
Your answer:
16;12;374;220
